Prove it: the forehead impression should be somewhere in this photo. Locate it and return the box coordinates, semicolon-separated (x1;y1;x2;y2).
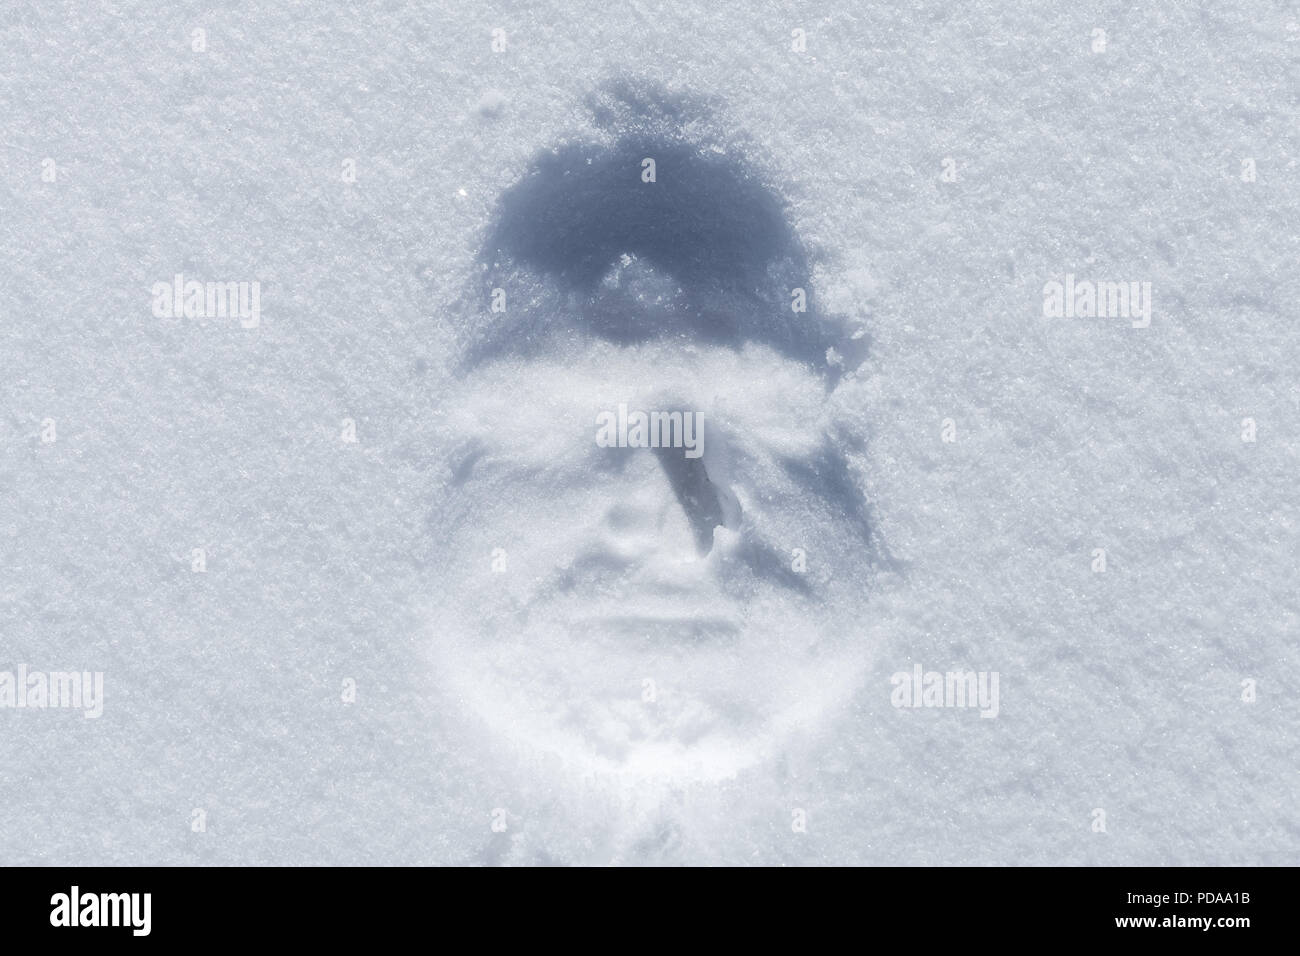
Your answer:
448;342;827;458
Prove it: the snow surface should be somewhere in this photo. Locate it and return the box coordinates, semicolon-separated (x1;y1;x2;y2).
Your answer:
1;1;1297;865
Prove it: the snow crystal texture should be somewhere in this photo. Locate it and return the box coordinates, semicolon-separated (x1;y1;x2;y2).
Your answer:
1;0;1297;865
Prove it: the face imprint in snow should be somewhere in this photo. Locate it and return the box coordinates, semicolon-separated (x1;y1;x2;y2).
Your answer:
429;86;873;789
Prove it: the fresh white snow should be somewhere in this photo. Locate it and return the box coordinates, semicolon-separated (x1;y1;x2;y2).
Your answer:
1;1;1296;865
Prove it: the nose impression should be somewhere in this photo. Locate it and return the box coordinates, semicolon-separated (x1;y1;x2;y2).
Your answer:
652;445;727;556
